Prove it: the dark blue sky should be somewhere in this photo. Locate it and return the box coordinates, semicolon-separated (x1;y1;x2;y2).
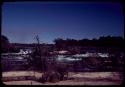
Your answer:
2;2;124;44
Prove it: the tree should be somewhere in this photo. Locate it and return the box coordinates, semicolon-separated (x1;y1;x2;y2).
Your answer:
1;35;10;53
54;38;65;50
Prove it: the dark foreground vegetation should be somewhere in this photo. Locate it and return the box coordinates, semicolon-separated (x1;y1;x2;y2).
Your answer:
1;35;124;83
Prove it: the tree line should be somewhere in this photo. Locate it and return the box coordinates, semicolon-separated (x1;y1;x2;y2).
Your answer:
1;35;124;53
54;36;124;50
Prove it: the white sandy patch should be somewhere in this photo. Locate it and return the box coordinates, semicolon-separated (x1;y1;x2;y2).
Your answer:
2;71;43;78
72;72;121;79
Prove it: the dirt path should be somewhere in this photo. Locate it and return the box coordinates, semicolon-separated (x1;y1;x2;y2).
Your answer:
2;71;123;85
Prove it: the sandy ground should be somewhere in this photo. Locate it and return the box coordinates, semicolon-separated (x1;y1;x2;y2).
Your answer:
3;80;122;85
2;71;123;85
2;71;43;79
